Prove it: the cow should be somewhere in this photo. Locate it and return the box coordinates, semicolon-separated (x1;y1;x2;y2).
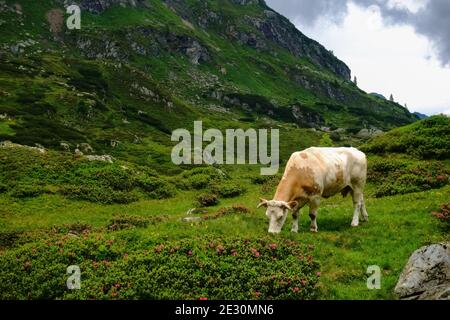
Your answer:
257;147;368;234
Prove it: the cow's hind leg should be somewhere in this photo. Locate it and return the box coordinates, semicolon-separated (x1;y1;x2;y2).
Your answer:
360;195;368;222
351;188;364;227
309;198;320;233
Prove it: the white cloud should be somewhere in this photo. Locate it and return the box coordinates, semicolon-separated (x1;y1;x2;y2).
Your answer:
293;3;450;115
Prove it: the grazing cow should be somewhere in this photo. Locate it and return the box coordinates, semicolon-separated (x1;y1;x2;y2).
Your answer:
258;147;368;233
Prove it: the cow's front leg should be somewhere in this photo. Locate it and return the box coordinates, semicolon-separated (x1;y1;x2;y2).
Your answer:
309;198;320;233
291;209;300;233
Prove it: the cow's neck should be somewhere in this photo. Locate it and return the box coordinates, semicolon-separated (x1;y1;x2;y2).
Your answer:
273;177;302;202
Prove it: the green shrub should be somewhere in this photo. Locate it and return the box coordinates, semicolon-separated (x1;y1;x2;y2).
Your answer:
59;185;139;204
136;176;176;199
250;175;271;185
212;182;246;198
0;182;7;193
176;167;224;190
0;235;320;300
107;215;154;231
196;193;219;207
10;183;44;198
0;231;22;249
74;165;135;192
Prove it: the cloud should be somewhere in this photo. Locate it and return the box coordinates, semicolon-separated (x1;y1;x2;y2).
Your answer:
265;0;450;66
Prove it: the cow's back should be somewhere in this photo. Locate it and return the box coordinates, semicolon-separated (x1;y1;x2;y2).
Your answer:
283;147;366;199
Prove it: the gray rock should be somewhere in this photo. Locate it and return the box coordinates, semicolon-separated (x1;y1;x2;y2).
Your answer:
85;155;114;163
395;243;450;300
356;128;383;139
181;217;202;223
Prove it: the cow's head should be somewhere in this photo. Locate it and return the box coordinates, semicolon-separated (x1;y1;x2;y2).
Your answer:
257;198;298;233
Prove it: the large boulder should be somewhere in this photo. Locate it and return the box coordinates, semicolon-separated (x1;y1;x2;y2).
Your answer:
395;243;450;300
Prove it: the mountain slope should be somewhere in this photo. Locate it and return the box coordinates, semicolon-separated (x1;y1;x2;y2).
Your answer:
0;0;418;159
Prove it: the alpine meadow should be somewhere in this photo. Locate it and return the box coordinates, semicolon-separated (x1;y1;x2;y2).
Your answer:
0;0;449;301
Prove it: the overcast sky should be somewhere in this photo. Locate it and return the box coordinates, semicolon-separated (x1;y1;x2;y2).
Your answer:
265;0;450;116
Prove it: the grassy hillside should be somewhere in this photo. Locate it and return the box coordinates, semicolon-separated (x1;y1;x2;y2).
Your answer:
0;0;417;160
0;116;448;299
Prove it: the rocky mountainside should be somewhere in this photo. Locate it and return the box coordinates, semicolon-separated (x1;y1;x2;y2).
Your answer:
0;0;418;163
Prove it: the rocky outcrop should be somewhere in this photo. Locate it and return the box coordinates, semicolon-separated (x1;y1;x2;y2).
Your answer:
356;128;383;139
163;0;351;80
244;12;351;80
395;243;450;300
72;27;210;65
291;105;325;128
59;0;147;13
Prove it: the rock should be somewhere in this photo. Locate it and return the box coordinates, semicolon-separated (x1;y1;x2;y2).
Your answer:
395;243;450;300
85;155;114;163
185;40;209;64
186;208;208;215
110;140;120;148
0;141;45;153
181;217;202;223
79;143;94;153
60;142;70;151
59;0;146;14
356;128;383;139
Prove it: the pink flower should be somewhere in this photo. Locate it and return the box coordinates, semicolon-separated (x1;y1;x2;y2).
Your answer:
187;250;193;256
199;297;208;300
301;279;307;286
292;286;300;293
316;272;321;277
268;243;277;250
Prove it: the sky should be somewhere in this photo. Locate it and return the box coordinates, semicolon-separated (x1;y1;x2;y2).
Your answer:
265;0;450;116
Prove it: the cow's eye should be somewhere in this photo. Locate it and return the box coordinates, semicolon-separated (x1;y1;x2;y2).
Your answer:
277;212;284;220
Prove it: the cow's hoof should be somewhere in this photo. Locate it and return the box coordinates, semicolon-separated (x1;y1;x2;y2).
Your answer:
310;228;318;233
351;222;359;227
291;229;298;233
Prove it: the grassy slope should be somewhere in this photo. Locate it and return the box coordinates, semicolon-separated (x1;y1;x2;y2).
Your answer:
0;168;448;299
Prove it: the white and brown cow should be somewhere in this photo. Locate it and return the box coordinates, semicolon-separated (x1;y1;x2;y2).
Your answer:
258;147;368;233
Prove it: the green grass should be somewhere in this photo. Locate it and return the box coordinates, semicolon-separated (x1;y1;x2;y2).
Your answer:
0;163;448;299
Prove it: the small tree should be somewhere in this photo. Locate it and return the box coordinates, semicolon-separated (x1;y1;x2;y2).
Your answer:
353;76;358;86
319;133;333;147
389;94;394;102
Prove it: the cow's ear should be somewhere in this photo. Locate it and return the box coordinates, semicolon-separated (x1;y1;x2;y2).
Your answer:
257;198;268;209
284;201;298;210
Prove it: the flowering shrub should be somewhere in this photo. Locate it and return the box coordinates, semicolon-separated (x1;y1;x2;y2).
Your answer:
368;158;449;197
202;204;250;221
432;204;449;231
0;235;320;300
107;215;165;231
196;193;219;207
